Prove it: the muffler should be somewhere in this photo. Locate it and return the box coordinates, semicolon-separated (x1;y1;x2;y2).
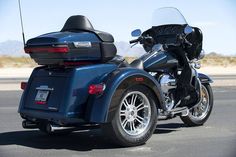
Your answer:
45;123;75;133
22;120;39;129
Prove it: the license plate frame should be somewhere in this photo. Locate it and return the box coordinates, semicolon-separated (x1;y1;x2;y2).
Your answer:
35;90;49;102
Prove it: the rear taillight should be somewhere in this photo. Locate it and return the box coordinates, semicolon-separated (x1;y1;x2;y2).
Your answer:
35;101;46;105
88;84;105;95
21;82;27;90
24;45;69;53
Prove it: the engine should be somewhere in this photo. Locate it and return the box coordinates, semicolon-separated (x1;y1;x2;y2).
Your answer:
159;74;177;111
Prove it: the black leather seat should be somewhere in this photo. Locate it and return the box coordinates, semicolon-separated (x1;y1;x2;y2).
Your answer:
109;55;129;67
61;15;114;42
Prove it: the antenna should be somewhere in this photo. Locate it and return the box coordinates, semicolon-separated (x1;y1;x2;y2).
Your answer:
18;0;26;46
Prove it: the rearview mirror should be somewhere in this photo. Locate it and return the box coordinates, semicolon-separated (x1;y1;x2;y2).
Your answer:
131;29;142;37
184;25;194;35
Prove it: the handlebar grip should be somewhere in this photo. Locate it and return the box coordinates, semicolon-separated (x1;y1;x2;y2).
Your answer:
129;38;140;44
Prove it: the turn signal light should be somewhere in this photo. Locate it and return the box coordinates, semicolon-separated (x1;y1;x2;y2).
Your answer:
88;84;105;95
21;82;27;90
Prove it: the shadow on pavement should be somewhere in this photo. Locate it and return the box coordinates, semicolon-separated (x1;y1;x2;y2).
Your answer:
155;123;185;134
0;123;185;151
0;129;120;151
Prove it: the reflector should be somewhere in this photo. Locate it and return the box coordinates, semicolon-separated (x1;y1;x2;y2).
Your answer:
21;82;27;90
88;84;105;95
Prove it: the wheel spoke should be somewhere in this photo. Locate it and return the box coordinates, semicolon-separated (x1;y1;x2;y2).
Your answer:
120;110;126;116
123;99;129;108
193;107;198;116
136;117;144;125
129;121;136;132
137;105;148;111
137;115;144;121
136;102;144;109
131;94;137;106
132;121;136;132
129;121;132;131
122;119;128;128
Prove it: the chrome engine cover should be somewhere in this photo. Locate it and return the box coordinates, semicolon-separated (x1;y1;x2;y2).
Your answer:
159;74;176;94
159;74;177;111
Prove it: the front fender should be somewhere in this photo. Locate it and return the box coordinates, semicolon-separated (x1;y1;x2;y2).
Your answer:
198;73;213;84
86;67;165;123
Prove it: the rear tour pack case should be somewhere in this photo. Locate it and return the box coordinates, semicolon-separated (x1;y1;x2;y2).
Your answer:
24;15;117;65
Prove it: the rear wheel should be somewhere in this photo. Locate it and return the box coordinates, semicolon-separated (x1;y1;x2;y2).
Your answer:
102;85;158;147
180;83;213;126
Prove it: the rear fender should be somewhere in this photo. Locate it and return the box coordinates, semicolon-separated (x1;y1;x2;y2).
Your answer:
86;67;165;123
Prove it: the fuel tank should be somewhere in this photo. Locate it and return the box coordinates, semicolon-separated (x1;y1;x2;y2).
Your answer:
140;51;178;72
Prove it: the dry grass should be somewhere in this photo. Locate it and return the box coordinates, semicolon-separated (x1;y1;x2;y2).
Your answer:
201;54;236;67
0;56;36;68
0;53;236;68
124;57;136;63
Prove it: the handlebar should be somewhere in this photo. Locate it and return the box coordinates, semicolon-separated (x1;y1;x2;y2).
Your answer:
129;34;192;49
129;37;141;44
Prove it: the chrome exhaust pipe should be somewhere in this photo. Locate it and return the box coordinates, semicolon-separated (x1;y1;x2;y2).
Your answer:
45;123;75;133
22;120;39;129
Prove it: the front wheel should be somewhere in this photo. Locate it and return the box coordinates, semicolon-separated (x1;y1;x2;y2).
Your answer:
102;85;158;147
180;83;213;126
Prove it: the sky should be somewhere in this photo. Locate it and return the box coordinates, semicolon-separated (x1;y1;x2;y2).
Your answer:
0;0;236;55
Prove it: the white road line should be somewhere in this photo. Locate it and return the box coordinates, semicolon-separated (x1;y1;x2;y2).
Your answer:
0;107;18;110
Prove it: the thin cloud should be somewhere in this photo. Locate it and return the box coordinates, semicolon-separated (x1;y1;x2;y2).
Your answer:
192;21;217;27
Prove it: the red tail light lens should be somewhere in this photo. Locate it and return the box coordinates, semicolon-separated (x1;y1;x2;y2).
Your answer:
21;82;27;90
88;84;105;95
24;45;69;53
35;101;46;105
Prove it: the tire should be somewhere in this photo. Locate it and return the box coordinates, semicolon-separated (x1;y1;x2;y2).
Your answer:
102;85;158;147
180;83;213;126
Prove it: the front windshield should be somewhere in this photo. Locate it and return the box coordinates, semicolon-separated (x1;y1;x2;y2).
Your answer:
152;7;187;26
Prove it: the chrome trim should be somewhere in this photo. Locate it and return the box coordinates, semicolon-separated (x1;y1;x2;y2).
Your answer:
36;85;54;91
73;41;92;48
145;55;167;68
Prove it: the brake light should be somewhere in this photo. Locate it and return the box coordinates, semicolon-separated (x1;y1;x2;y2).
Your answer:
88;84;105;95
35;101;46;105
24;46;69;53
21;82;27;90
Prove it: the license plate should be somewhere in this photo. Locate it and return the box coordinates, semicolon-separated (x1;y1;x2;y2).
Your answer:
35;90;49;102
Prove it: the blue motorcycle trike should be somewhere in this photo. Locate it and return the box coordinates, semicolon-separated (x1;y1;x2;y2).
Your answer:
19;8;213;147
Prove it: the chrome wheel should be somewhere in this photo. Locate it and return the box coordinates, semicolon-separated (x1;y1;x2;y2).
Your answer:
119;91;151;136
190;85;210;120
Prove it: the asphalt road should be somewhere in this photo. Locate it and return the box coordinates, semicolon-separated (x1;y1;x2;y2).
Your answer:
0;83;236;157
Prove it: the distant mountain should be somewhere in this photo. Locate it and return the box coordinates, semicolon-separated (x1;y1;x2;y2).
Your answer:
0;40;145;57
0;40;26;56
